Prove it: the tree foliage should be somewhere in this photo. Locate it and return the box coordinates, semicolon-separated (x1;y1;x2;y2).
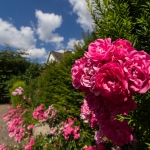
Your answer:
0;47;31;102
86;0;150;53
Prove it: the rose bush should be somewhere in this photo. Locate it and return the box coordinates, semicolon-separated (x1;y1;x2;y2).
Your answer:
71;38;150;148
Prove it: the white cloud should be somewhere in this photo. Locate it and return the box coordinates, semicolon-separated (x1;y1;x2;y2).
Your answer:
26;47;47;59
66;38;83;50
35;10;64;45
55;49;65;53
0;18;48;61
69;0;93;32
0;18;36;49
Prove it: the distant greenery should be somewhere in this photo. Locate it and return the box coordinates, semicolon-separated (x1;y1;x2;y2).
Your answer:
0;46;43;103
0;47;30;102
86;0;150;53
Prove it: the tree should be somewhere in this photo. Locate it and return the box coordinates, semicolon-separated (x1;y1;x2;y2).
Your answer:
0;47;31;102
86;0;150;52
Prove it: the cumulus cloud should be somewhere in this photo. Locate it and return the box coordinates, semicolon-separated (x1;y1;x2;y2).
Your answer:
26;47;47;59
66;38;83;50
0;18;48;61
35;10;64;45
0;18;36;49
69;0;93;32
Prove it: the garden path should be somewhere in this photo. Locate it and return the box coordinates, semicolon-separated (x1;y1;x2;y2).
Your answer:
0;104;17;146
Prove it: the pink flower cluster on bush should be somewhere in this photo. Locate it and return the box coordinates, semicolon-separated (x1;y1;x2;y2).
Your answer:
71;38;150;146
11;86;31;104
27;124;34;130
25;136;34;150
32;104;46;120
61;118;80;140
32;104;58;121
0;144;7;150
80;99;97;129
12;87;24;96
83;145;96;150
2;105;27;143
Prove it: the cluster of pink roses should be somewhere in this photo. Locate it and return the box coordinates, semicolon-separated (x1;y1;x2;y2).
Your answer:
0;144;7;150
12;87;24;96
80;99;97;129
84;145;96;150
32;104;46;120
11;87;31;104
25;136;34;150
27;124;34;130
61;118;80;140
2;104;59;149
71;38;150;146
2;105;27;143
32;104;58;121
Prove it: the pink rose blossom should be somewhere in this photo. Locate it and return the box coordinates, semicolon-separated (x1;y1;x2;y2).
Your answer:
25;145;32;150
90;112;97;129
85;93;104;112
113;39;133;49
84;38;113;62
95;62;129;103
32;104;47;120
74;133;80;139
7;105;12;109
0;144;7;150
71;57;89;93
27;124;34;130
29;137;34;146
25;137;34;150
61;118;80;140
102;120;133;146
111;146;121;150
124;50;150;93
12;91;17;96
43;105;58;120
14;133;22;142
94;130;104;144
81;59;102;95
80;99;91;123
104;96;136;115
84;146;96;150
22;95;26;99
50;127;57;135
98;143;105;150
112;39;135;61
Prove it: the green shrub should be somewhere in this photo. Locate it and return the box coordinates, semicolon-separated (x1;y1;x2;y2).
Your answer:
129;91;150;148
23;78;41;108
31;34;96;119
0;48;31;103
10;80;26;107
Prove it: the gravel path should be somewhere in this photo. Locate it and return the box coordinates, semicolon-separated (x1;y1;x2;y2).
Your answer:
0;104;17;146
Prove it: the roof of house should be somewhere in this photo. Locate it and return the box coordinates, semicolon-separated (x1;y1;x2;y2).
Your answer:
47;51;64;63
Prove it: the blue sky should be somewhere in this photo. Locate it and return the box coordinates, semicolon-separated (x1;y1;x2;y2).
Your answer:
0;0;94;62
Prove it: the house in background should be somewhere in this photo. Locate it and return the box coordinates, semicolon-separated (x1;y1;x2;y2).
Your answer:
47;51;64;63
47;50;72;63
